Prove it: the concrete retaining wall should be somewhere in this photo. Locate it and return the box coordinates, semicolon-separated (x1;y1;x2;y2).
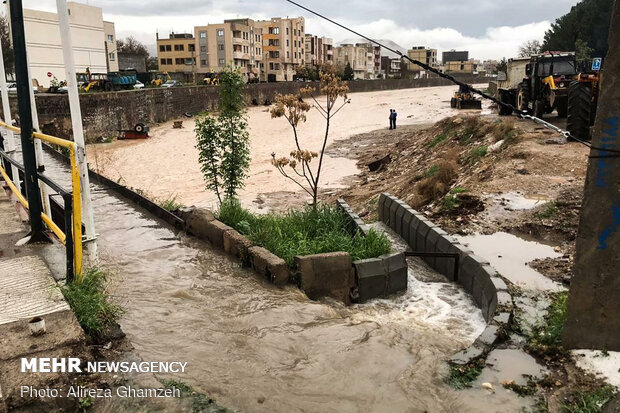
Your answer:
378;193;513;364
1;76;491;143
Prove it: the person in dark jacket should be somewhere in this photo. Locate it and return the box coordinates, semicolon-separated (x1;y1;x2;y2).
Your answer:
389;109;394;129
391;109;398;129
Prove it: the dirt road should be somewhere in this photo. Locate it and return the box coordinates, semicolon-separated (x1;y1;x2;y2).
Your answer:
87;84;488;211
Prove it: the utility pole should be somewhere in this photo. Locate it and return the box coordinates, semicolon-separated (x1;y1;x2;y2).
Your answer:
8;0;47;242
563;1;620;350
56;0;98;263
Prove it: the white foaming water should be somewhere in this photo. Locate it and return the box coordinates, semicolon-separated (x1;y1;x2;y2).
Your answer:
363;223;487;344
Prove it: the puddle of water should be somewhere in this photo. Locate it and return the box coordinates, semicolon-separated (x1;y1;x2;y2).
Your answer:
456;232;564;292
483;191;551;223
38;152;503;413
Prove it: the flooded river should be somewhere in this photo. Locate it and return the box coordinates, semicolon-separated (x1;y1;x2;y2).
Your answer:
37;150;496;412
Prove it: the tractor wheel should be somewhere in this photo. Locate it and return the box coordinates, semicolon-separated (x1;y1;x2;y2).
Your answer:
516;82;530;114
567;81;592;141
450;97;457;108
134;123;145;133
534;100;544;118
497;92;513;116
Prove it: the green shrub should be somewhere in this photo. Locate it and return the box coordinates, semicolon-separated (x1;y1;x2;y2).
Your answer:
423;164;440;178
441;187;468;212
159;195;183;211
561;384;616;413
468;145;488;164
534;202;558;219
446;359;485;389
527;291;568;356
61;269;123;337
217;202;391;267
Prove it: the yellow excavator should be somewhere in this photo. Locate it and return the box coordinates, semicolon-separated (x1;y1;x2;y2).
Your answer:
151;72;171;86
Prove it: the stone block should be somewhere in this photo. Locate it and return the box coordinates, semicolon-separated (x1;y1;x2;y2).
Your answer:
424;227;448;269
190;218;231;249
406;215;422;250
388;200;400;230
414;219;434;253
222;229;253;265
474;324;500;348
295;252;355;304
380;252;408;295
185;208;215;237
490;276;508;292
448;243;473;283
249;246;289;286
493;312;511;325
449;344;485;365
401;209;415;244
435;237;459;280
354;258;387;302
394;206;406;236
379;193;392;223
497;291;513;309
458;254;484;294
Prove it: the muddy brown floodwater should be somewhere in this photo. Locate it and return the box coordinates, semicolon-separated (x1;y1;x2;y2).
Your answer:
36;149;499;412
87;84;489;212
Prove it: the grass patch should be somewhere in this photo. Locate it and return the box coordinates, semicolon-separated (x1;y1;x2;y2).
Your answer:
60;269;123;338
446;359;485;389
441;187;468;212
423;164;440;178
217;200;391;268
527;291;568;357
534;202;558;220
502;375;539;396
159;195;183;211
468;145;488;164
427;132;449;148
562;384;616;413
415;157;458;206
492;118;520;147
159;379;231;413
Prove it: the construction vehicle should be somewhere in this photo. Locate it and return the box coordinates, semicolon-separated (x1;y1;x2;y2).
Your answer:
108;69;138;90
79;70;137;92
494;52;577;118
202;72;219;86
566;70;600;141
151;72;171;86
82;73;112;92
450;84;482;109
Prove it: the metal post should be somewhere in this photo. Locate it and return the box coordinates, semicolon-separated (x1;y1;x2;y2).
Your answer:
0;39;20;187
56;0;98;263
9;0;46;242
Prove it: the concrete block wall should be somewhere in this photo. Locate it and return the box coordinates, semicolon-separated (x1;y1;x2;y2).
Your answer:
337;198;371;236
377;192;514;364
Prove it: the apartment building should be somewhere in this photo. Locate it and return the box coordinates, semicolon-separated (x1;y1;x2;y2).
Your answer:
156;33;196;80
354;42;381;78
333;43;380;79
193;19;263;81
443;50;469;63
304;34;333;66
407;46;437;72
444;59;479;74
381;56;403;78
20;1;118;87
255;17;305;82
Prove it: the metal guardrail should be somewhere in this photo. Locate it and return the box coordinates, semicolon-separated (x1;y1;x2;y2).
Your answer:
0;121;82;282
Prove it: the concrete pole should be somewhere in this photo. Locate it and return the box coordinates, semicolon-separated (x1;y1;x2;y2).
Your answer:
0;40;20;185
25;43;52;218
563;1;620;350
56;0;98;263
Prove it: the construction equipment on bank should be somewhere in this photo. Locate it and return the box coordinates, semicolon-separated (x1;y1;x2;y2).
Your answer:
80;69;138;92
117;123;149;140
494;52;601;140
202;72;219;85
151;71;171;86
450;84;482;109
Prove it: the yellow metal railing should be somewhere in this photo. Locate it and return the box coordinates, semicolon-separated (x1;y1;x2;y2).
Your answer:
0;121;83;280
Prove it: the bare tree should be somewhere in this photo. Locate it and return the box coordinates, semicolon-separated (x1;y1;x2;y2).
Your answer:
270;72;350;207
0;14;14;74
518;40;542;57
116;36;149;56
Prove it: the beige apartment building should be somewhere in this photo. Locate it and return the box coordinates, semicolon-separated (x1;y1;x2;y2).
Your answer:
333;43;378;79
444;59;479;74
157;33;197;80
304;34;333;66
193;19;262;81
255;17;305;82
19;1;118;87
356;42;382;78
407;46;438;72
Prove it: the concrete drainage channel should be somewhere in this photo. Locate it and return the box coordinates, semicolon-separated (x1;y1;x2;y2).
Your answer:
377;193;515;364
180;205;409;305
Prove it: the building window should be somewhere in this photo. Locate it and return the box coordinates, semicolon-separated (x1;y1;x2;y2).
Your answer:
200;46;206;52
176;58;184;65
159;45;165;52
217;29;224;37
189;44;195;52
200;32;206;38
286;27;289;35
274;63;280;70
269;51;279;58
218;44;224;51
269;62;274;70
166;58;172;64
107;34;113;42
287;51;289;58
166;45;171;51
185;58;194;65
200;59;207;65
219;58;225;65
108;52;115;61
174;44;184;51
160;58;166;65
269;27;279;35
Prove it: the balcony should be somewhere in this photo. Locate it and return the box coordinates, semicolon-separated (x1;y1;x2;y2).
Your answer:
233;51;250;60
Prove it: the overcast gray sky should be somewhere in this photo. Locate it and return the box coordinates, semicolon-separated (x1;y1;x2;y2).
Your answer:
23;0;578;60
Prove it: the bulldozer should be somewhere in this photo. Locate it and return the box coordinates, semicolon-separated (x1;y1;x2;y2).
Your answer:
450;84;482;109
202;72;219;86
151;72;171;86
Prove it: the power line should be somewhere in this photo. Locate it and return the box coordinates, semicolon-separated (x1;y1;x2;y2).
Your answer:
285;0;619;157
